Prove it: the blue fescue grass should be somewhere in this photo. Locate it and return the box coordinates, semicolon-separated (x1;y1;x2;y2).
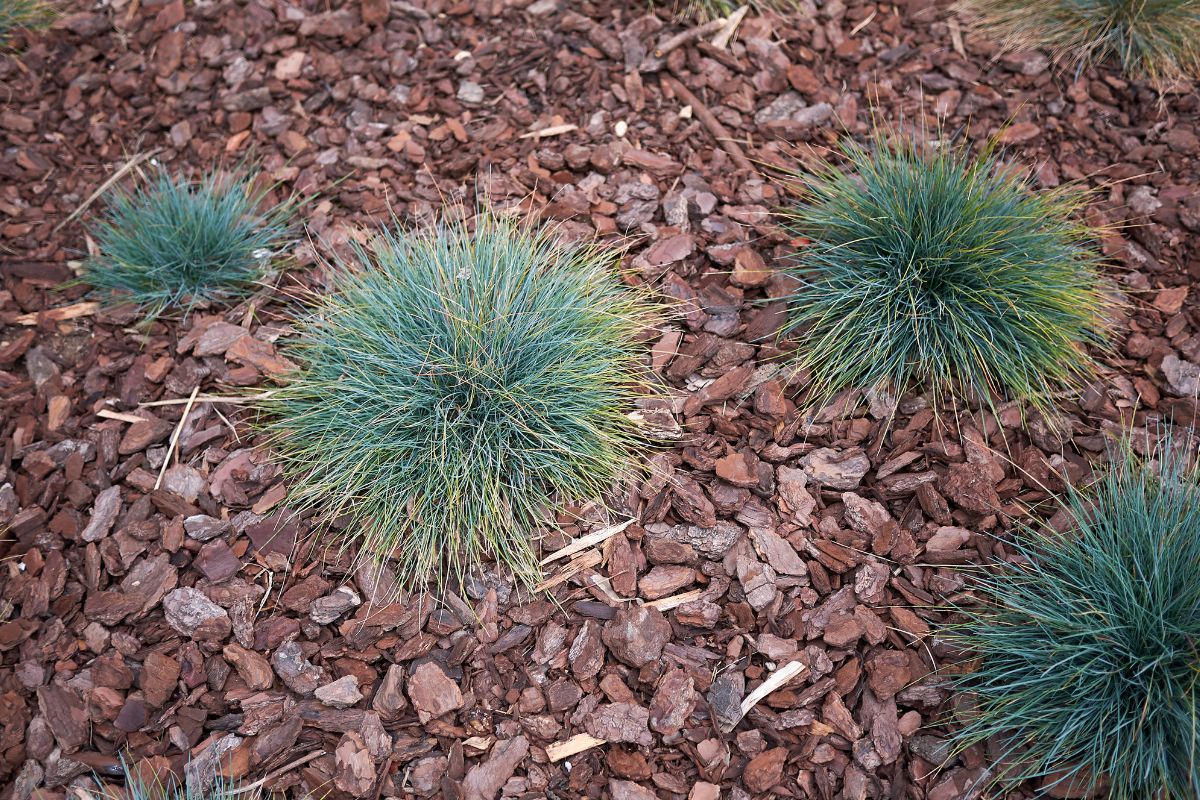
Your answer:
947;429;1200;798
257;213;659;592
779;135;1109;416
88;760;254;800
0;0;54;46
82;168;296;320
957;0;1200;85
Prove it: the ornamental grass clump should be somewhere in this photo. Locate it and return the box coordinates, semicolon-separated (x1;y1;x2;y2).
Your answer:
957;0;1200;85
780;136;1108;415
0;0;54;47
260;214;657;590
83;168;295;320
948;432;1200;798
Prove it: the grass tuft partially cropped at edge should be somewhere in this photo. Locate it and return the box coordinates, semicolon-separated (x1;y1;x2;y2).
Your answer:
0;0;54;47
779;134;1108;416
946;430;1200;798
88;759;256;800
258;213;659;592
83;168;296;320
956;0;1200;84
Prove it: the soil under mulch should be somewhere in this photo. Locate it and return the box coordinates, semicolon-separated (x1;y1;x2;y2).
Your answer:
2;0;1200;797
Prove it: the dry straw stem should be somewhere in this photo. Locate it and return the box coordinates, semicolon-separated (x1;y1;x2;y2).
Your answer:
258;212;661;595
956;0;1200;85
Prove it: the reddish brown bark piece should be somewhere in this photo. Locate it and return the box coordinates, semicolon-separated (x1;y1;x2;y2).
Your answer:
223;643;274;691
333;731;376;794
372;664;408;719
649;669;696;735
36;685;88;752
609;780;659;800
602;605;671;668
408;661;464;723
162;587;231;640
140;651;181;707
744;747;788;794
866;650;913;699
463;735;529;800
585;703;654;746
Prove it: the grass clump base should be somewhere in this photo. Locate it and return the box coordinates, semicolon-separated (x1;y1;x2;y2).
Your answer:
779;134;1108;415
83;168;295;320
948;430;1200;799
259;213;657;591
86;758;254;800
956;0;1200;84
0;0;54;46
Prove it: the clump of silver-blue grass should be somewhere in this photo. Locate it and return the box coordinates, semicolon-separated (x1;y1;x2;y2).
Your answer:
779;134;1109;415
956;0;1200;85
258;213;659;591
946;429;1200;798
83;167;296;320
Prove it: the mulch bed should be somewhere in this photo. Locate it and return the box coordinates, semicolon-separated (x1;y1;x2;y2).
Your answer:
2;0;1199;797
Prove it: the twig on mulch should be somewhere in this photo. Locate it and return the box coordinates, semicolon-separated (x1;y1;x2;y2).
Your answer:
654;18;728;58
661;75;757;174
534;550;602;592
97;409;145;424
518;123;579;140
645;588;704;611
741;660;806;717
540;519;634;565
15;301;99;325
53;150;159;233
711;5;750;49
546;733;606;762
140;391;274;407
154;385;199;491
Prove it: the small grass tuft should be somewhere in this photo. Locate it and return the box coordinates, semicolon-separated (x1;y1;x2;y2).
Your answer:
956;0;1200;84
947;430;1200;799
258;213;658;591
778;134;1108;415
0;0;54;47
664;0;801;22
83;168;296;320
88;759;255;800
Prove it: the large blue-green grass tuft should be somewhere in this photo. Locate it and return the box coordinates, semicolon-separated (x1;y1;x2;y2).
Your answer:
257;213;659;591
956;0;1200;85
83;168;296;320
779;135;1109;415
946;429;1200;798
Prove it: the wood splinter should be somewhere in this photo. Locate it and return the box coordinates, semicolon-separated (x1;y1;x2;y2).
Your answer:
661;75;757;175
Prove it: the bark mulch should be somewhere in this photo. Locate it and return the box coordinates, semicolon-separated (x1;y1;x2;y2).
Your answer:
2;0;1199;797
